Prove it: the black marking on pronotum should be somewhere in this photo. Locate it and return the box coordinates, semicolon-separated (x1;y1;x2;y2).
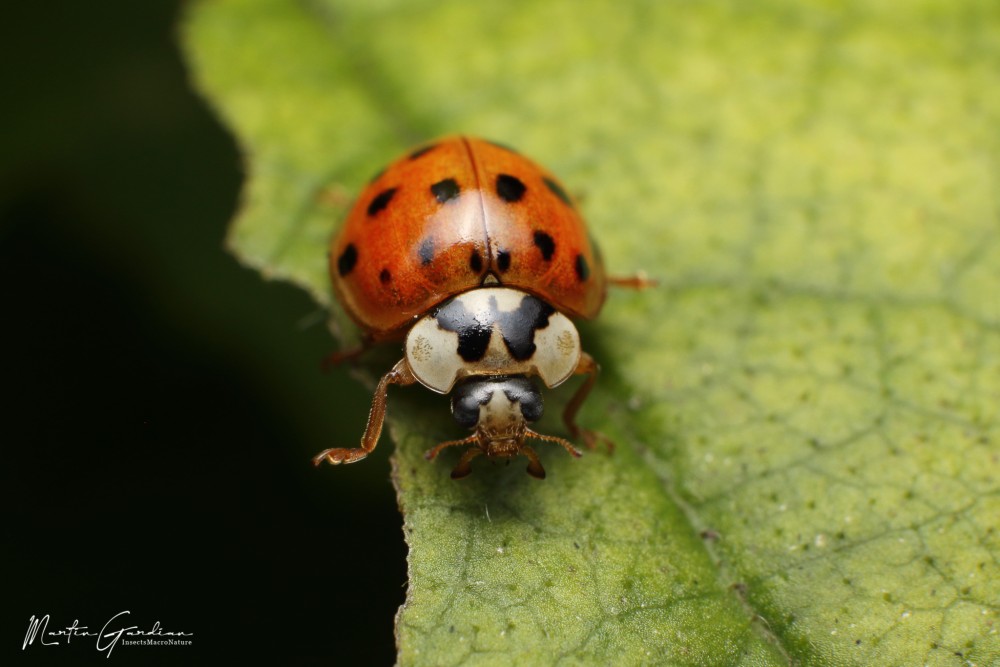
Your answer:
435;291;556;363
543;177;573;207
450;377;542;429
379;268;392;284
367;188;397;216
431;178;460;203
575;253;590;281
469;249;484;273
496;294;555;361
418;238;435;266
408;144;438;160
435;298;493;362
496;250;511;272
496;174;526;202
337;244;358;277
533;231;555;261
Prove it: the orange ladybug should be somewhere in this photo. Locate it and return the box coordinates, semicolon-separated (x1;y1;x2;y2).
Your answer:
315;137;648;479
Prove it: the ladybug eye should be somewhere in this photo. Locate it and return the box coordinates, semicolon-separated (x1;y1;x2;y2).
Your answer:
450;377;543;429
501;378;543;423
450;380;492;429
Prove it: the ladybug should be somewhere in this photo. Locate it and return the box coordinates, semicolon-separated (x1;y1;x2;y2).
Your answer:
314;137;648;479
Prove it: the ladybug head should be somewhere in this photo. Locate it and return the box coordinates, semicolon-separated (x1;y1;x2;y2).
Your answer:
422;375;581;479
452;375;543;429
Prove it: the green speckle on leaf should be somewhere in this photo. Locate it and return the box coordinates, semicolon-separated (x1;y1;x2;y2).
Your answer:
183;0;1000;664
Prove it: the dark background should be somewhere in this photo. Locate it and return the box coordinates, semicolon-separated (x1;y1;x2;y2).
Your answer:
3;2;405;664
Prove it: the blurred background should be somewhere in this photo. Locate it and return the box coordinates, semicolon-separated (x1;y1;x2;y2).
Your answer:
3;1;404;663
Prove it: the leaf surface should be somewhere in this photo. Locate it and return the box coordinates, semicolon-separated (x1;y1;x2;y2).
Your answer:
184;1;1000;664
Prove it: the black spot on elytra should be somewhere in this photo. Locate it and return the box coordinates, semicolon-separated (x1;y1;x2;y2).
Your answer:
431;178;460;203
367;188;396;216
575;254;590;281
408;144;438;160
544;177;573;207
469;250;484;273
418;238;435;266
379;268;391;284
337;244;358;277
496;174;526;202
435;298;493;362
496;250;511;272
533;231;555;261
496;295;555;360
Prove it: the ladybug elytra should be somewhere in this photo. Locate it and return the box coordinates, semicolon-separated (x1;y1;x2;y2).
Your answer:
314;137;648;479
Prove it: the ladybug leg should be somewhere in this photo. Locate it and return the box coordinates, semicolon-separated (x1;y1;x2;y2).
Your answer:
450;448;483;480
608;271;657;289
524;428;583;459
313;358;416;467
424;434;479;462
320;333;376;371
520;446;547;480
563;352;615;452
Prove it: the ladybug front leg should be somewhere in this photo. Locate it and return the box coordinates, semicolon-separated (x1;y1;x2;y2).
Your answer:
563;352;615;452
449;448;483;480
313;358;416;466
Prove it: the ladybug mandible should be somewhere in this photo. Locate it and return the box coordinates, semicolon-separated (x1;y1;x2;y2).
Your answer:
314;137;646;479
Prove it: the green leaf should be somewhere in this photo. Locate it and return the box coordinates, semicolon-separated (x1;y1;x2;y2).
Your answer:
183;0;1000;664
